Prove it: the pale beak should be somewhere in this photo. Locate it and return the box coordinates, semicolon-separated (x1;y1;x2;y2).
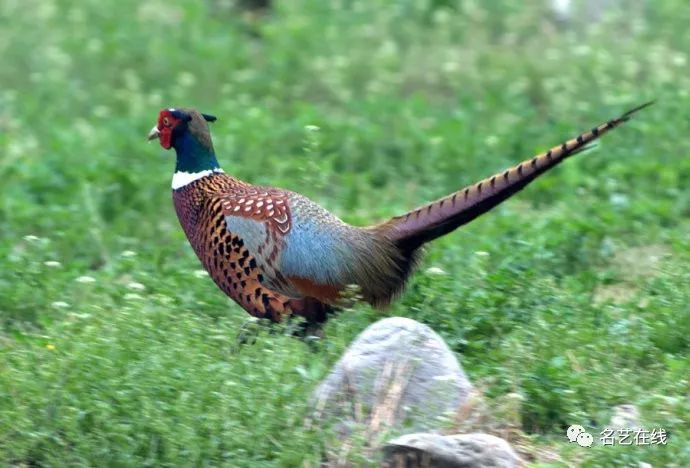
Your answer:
147;126;160;141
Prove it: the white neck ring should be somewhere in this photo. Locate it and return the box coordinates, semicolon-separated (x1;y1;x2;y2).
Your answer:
172;169;224;189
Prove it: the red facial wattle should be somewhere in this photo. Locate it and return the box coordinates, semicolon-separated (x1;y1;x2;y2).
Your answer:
155;109;182;150
159;125;173;149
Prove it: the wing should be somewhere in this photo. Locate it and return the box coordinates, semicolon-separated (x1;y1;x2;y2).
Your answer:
218;188;402;305
217;185;295;293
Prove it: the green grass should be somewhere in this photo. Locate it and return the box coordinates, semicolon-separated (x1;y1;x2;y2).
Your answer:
1;0;689;465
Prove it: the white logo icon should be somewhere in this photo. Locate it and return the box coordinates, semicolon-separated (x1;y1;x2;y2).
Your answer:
567;424;585;442
567;425;593;447
577;431;594;447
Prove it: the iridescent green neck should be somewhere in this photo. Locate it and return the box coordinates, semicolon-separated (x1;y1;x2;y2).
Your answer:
174;130;220;173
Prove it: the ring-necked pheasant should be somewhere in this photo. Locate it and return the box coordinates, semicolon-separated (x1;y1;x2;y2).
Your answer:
148;102;651;323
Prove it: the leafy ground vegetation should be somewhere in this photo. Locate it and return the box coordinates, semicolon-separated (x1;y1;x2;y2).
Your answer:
1;0;689;466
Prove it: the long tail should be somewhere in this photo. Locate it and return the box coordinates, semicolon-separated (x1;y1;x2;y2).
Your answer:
376;102;653;251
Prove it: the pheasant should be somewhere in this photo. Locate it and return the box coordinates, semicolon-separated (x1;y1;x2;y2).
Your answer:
148;102;651;323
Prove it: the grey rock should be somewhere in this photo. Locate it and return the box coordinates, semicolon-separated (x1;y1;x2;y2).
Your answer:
312;317;472;435
609;404;642;430
383;432;522;468
606;403;642;446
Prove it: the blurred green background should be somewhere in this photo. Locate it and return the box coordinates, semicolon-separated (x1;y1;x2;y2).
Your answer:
1;0;689;465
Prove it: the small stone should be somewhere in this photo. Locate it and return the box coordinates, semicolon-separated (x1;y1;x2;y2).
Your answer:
425;267;447;276
126;282;146;291
383;432;521;468
609;404;641;430
44;261;62;268
75;275;96;284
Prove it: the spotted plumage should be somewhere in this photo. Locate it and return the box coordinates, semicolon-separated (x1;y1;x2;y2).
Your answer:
148;103;651;323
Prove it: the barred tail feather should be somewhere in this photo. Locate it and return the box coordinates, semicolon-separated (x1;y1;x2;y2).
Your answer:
377;102;653;251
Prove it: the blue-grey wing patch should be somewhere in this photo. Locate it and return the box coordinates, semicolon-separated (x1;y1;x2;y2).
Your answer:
279;193;363;286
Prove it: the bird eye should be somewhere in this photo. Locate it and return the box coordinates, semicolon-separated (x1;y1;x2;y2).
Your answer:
163;116;170;126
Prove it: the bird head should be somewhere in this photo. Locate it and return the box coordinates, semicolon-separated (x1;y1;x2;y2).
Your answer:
148;108;217;150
